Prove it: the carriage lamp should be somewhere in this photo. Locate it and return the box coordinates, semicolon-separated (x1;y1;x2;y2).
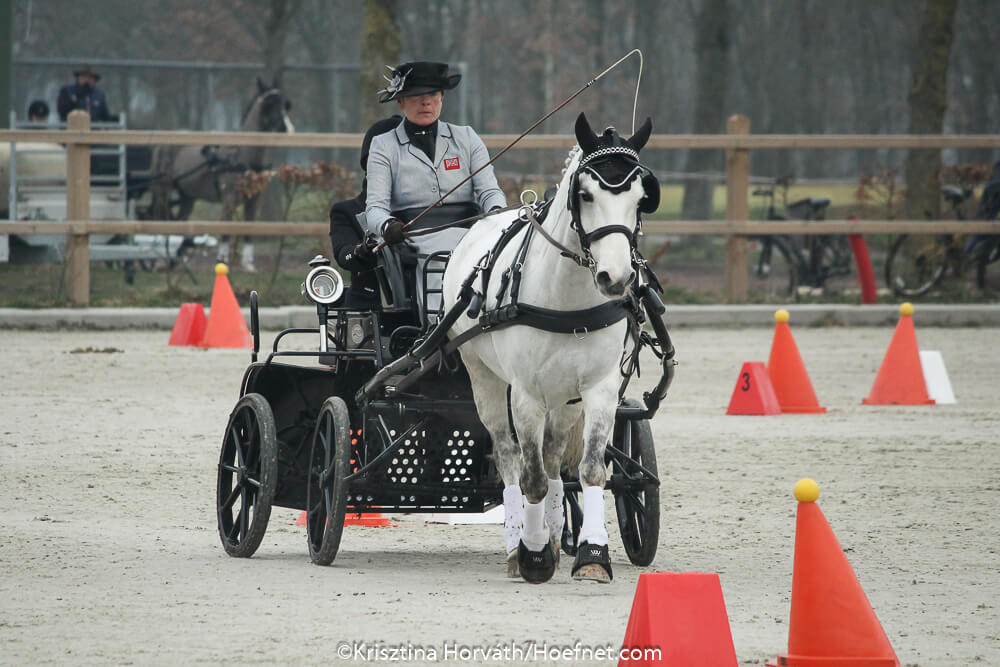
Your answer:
301;256;344;305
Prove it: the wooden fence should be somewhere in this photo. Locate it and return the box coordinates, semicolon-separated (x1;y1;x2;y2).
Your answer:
3;111;1000;305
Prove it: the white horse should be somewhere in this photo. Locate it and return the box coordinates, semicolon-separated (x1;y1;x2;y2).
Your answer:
441;112;658;583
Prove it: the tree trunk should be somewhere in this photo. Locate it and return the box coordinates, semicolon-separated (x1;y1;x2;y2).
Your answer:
263;0;302;88
360;0;400;129
259;0;302;225
682;0;729;222
904;0;959;220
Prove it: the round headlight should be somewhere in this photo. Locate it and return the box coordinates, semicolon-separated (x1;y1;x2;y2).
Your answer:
304;265;344;304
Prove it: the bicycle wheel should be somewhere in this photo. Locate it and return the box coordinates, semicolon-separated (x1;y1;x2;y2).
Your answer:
885;234;951;297
805;235;853;289
748;236;798;301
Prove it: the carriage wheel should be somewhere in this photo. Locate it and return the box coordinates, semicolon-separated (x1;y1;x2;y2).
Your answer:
216;393;277;557
305;396;352;565
613;401;660;566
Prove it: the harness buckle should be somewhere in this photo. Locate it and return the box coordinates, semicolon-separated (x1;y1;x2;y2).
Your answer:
573;327;589;339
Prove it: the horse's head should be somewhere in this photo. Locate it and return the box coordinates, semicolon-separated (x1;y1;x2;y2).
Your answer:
246;77;294;133
568;112;659;297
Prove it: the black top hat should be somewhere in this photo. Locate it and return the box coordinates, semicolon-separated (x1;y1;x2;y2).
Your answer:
360;115;403;170
377;61;461;103
73;65;101;81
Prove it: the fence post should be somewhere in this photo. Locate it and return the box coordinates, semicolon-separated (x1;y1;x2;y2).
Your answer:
724;114;750;302
65;110;91;307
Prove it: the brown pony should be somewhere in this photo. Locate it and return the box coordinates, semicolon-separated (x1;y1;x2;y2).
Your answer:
150;78;293;269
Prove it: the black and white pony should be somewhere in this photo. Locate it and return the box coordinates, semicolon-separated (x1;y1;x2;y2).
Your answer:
150;78;293;270
442;113;659;583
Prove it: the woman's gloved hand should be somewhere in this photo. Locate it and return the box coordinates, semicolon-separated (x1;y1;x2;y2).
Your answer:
381;218;406;245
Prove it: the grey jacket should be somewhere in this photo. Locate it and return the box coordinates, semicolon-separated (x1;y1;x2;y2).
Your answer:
364;121;507;237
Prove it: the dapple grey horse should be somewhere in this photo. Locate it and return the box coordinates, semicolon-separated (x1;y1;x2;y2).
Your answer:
442;113;658;584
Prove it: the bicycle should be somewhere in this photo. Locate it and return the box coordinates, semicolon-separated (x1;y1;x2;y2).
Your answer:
749;182;853;300
884;185;1000;297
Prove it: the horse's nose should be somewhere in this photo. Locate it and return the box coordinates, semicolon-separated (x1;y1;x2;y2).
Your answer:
596;270;628;296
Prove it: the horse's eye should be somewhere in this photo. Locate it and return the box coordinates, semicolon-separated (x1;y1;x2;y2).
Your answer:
580;191;594;203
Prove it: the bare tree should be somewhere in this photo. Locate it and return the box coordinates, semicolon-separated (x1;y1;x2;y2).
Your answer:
904;0;959;220
682;0;729;222
262;0;303;87
360;0;399;128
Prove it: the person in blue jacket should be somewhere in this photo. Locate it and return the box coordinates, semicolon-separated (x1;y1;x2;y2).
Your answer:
57;65;114;122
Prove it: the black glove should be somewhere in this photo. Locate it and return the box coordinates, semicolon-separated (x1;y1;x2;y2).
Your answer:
382;218;406;245
352;241;374;260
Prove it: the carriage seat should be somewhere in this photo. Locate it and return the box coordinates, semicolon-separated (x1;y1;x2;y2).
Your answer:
372;202;481;325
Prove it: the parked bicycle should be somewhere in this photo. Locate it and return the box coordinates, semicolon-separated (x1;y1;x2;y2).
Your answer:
749;182;853;300
884;185;1000;297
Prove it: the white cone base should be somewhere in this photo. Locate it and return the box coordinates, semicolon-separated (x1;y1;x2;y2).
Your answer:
920;350;956;404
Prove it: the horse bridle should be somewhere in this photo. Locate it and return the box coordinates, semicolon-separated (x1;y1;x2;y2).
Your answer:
534;145;655;272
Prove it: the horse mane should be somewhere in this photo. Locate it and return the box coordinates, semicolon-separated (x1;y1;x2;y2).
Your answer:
548;145;583;214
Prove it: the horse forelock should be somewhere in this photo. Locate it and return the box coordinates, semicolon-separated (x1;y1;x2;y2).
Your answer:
582;157;643;195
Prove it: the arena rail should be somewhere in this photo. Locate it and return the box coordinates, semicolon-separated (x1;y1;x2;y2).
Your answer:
3;111;999;306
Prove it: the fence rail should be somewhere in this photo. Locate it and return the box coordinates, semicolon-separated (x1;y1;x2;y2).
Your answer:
3;111;999;305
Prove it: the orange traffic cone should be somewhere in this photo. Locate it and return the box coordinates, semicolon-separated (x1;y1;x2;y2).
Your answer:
727;361;782;415
344;512;393;527
168;302;207;346
863;303;934;405
198;263;252;349
767;310;826;413
620;572;738;667
767;479;900;667
295;510;394;527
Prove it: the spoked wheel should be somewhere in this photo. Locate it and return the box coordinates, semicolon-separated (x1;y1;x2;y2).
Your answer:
217;393;278;557
748;236;798;301
306;396;352;566
612;400;660;566
560;481;584;557
885;234;952;297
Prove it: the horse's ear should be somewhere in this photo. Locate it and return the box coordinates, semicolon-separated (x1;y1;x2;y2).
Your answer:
627;117;653;152
575;112;599;154
257;77;268;93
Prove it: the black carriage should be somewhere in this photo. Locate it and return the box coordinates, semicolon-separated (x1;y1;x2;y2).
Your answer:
215;216;675;568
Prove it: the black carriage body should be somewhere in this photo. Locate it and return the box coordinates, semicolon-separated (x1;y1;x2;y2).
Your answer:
240;304;498;516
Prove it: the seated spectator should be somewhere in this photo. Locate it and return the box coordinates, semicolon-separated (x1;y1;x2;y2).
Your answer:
27;100;50;124
329;115;403;309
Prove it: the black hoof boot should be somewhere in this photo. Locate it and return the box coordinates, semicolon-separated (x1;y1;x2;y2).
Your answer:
571;541;613;582
517;539;556;584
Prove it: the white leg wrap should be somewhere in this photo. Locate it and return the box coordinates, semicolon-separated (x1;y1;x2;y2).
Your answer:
544;478;564;544
521;500;547;551
240;243;256;272
579;485;608;547
503;486;523;555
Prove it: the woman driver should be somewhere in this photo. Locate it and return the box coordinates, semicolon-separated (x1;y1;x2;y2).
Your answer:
365;61;507;319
